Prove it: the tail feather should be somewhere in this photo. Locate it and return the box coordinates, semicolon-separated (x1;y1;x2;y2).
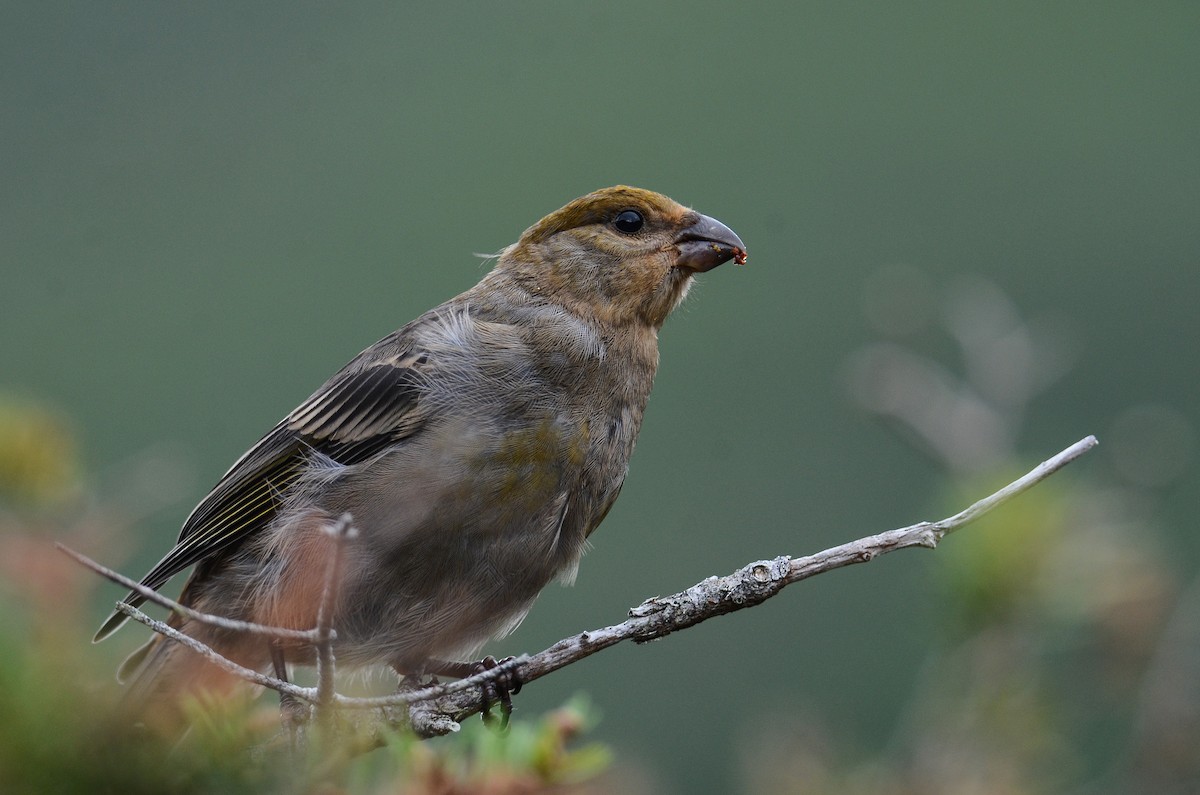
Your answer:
93;594;144;643
117;623;258;736
116;634;158;684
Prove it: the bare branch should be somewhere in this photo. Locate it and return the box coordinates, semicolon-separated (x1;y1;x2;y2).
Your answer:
338;435;1101;733
67;436;1098;739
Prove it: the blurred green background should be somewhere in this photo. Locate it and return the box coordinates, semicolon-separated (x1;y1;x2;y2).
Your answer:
2;2;1197;793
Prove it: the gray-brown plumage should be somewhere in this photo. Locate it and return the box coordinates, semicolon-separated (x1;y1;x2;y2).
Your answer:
95;186;746;725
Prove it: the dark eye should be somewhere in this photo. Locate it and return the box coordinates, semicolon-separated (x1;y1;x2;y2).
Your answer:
612;209;644;234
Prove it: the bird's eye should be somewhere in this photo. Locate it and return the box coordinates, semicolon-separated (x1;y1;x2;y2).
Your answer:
612;209;644;234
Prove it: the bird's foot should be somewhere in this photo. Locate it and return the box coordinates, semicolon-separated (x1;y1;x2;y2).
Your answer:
419;655;523;729
270;642;311;741
473;655;522;730
279;692;311;733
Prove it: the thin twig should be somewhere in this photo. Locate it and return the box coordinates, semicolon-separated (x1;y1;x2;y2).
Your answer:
333;656;530;708
57;544;316;643
932;434;1097;534
314;514;356;721
97;588;531;710
114;602;315;701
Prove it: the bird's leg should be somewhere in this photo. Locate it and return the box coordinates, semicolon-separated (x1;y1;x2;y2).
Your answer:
475;655;522;729
270;641;310;731
423;656;523;729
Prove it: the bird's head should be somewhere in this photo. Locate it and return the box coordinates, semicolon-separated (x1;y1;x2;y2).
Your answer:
499;186;746;327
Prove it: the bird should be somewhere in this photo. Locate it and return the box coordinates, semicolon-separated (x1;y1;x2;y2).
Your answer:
94;185;746;727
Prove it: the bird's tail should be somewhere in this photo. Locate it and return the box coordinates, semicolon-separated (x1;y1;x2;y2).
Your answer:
117;624;252;736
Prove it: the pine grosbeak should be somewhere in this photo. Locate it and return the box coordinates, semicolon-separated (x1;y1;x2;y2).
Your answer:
95;186;746;724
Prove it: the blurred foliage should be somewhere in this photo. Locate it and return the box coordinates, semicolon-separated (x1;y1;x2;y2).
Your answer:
0;611;613;795
739;274;1197;794
0;411;616;794
0;396;79;507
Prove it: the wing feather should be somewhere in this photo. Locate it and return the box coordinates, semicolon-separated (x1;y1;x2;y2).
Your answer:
94;347;430;641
